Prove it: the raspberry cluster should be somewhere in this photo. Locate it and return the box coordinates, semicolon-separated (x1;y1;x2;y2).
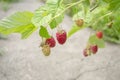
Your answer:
40;18;103;57
41;29;67;56
83;31;103;57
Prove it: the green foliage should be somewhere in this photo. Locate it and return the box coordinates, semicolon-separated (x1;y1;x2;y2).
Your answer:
39;26;50;38
89;35;105;48
67;23;87;38
88;2;120;43
103;11;120;43
49;7;64;29
32;6;53;27
32;0;64;29
0;0;120;45
31;0;65;38
0;11;37;39
70;0;120;44
67;0;90;38
107;0;120;11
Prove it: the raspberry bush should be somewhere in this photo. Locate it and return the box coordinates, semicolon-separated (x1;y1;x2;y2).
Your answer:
0;0;120;56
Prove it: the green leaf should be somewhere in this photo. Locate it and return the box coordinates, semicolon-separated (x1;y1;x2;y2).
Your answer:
0;11;37;39
32;0;64;28
49;7;64;29
89;35;105;48
108;0;120;11
32;6;53;27
39;26;51;38
67;25;85;38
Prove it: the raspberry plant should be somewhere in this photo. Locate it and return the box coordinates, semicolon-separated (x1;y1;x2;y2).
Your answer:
0;0;120;56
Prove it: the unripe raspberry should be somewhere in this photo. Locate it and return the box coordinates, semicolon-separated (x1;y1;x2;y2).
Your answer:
42;44;51;56
75;19;84;27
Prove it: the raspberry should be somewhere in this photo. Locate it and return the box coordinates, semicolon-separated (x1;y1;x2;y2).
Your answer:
56;30;67;45
75;19;84;27
45;37;56;48
83;49;88;57
107;22;113;28
90;45;98;54
42;44;51;56
96;31;103;39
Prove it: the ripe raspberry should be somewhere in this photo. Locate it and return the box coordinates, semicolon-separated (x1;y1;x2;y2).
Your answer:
42;44;51;56
75;19;84;27
45;37;56;48
56;30;67;45
96;31;103;39
83;49;88;57
90;45;98;54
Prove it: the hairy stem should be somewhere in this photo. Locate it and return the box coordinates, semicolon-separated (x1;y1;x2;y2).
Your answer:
49;0;84;23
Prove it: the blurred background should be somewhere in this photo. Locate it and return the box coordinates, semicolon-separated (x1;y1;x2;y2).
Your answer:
0;0;120;80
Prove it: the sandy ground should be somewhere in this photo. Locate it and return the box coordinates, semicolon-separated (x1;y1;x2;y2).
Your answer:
0;0;120;80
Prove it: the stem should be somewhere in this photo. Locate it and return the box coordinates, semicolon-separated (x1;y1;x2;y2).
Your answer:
49;0;84;23
60;0;64;4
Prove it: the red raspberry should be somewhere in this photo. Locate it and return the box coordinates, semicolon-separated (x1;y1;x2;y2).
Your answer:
45;37;56;48
90;45;98;54
56;30;67;45
83;49;88;57
96;31;103;39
